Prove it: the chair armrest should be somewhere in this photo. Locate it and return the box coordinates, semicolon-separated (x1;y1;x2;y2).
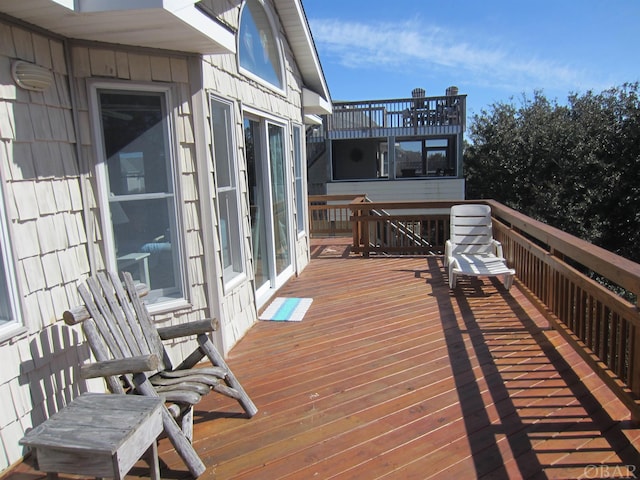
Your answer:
448;255;460;271
444;240;453;266
157;319;218;340
79;354;160;379
491;239;504;258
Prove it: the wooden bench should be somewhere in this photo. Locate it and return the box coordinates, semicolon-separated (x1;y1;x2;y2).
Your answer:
20;393;163;480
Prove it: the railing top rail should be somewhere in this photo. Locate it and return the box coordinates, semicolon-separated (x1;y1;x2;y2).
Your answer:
309;194;366;202
349;200;461;211
332;95;467;108
308;195;640;298
486;199;640;299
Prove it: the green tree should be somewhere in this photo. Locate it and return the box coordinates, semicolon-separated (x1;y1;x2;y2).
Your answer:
464;83;640;262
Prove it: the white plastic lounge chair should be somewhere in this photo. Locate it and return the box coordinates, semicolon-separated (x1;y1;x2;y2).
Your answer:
445;204;515;290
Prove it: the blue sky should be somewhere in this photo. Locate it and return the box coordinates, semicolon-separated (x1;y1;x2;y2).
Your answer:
303;0;640;118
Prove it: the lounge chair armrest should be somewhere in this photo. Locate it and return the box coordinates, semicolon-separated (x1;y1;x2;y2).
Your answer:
491;239;504;258
445;240;453;266
80;354;160;379
445;240;453;256
448;255;461;270
157;319;218;340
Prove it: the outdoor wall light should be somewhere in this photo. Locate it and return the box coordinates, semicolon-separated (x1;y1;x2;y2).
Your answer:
11;60;53;92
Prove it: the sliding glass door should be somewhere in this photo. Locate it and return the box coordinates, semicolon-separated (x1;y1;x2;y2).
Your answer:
244;116;293;302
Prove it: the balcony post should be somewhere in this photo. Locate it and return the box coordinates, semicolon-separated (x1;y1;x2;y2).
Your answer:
633;327;640;421
361;206;370;258
351;205;359;254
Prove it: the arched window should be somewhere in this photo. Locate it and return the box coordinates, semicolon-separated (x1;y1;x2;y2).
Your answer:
239;0;284;90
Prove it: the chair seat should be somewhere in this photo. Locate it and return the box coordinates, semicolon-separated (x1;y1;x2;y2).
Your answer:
150;367;230;405
449;253;514;276
448;253;515;290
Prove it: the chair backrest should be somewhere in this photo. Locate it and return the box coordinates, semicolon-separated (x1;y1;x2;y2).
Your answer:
74;271;171;381
449;204;494;255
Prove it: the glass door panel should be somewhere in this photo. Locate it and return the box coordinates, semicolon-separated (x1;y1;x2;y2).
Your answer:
245;118;270;292
268;123;291;275
244;116;293;301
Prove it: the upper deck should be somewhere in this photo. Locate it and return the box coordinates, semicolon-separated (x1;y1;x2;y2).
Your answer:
326;94;467;140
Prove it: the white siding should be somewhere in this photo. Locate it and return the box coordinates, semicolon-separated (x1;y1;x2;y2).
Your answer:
327;178;466;202
0;22;97;472
199;0;310;351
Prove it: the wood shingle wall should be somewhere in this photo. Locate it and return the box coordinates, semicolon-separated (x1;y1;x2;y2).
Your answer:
69;43;216;365
0;21;95;470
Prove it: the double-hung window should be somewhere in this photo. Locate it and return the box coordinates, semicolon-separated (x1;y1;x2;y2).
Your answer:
92;84;185;308
210;97;244;286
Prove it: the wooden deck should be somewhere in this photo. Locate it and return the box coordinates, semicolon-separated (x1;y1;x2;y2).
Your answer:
7;238;640;479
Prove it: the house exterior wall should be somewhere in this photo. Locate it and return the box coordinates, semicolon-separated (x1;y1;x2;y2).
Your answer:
0;0;313;471
327;178;466;202
199;0;310;349
0;21;102;471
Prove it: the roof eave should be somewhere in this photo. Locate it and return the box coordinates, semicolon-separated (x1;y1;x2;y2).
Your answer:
274;0;331;109
0;0;236;54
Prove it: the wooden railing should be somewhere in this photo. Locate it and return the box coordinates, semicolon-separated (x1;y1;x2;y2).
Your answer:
308;195;640;420
326;95;467;138
487;200;640;422
349;199;454;256
309;195;365;237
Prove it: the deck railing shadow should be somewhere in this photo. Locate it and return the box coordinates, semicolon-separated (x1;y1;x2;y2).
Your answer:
427;256;541;477
426;256;640;477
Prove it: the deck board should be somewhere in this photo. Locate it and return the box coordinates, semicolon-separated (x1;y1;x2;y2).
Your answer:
6;238;640;479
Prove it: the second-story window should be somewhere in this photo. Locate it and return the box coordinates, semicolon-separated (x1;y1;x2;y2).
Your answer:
238;0;284;90
395;137;456;178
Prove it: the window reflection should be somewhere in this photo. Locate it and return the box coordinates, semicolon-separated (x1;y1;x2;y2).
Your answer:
239;0;283;89
99;90;182;303
395;138;456;178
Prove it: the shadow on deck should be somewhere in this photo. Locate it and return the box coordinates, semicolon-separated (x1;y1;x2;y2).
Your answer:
6;238;640;479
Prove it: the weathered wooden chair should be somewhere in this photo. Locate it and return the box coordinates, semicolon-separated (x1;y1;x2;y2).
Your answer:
444;204;515;290
64;271;258;477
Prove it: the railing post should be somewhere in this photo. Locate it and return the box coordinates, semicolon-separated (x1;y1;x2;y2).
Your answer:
362;206;370;258
633;301;640;423
351;205;359;254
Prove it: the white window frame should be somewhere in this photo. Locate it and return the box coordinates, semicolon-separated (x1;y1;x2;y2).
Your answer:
89;80;189;313
293;124;307;236
237;0;286;95
209;95;246;290
0;184;23;341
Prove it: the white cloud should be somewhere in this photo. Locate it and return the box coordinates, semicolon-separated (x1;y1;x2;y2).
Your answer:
309;18;588;93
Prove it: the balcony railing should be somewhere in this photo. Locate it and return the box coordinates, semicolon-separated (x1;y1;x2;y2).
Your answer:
326;95;467;138
308;195;640;421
